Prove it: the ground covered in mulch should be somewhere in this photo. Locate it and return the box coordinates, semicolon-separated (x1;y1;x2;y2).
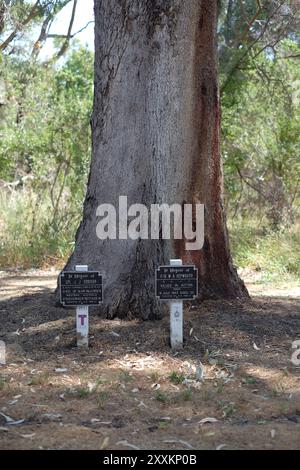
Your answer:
0;270;300;450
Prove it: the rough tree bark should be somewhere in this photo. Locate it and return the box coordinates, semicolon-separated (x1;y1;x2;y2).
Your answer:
62;0;249;320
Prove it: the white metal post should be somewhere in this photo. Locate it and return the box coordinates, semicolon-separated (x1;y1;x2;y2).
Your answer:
170;259;183;350
75;265;89;348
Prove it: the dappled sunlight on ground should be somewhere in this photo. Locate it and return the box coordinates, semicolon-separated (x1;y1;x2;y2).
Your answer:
0;270;300;449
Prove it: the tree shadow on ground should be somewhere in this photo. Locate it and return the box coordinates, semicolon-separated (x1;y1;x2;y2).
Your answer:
1;285;300;450
0;285;299;371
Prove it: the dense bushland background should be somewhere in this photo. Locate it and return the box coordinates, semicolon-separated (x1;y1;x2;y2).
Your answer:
0;0;299;283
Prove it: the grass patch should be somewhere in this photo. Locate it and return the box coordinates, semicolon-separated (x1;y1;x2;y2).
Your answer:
229;217;300;282
158;420;169;429
155;391;169;404
69;386;91;399
176;388;193;402
242;376;257;385
169;371;185;385
98;391;108;406
155;388;193;404
218;400;237;418
27;373;49;386
0;189;78;269
119;370;133;383
95;376;108;388
150;372;160;382
0;376;6;391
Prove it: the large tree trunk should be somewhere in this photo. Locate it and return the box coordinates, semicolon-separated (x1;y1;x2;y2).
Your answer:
63;0;249;320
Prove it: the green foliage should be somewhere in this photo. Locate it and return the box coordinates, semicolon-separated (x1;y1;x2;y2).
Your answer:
0;375;6;390
219;3;300;277
0;44;93;268
155;390;169;404
229;217;300;281
0;189;77;267
119;370;134;383
222;42;300;228
218;1;300;98
97;391;108;405
70;386;91;399
0;1;73;58
168;371;185;385
218;400;237;418
219;2;300;230
177;388;193;402
0;0;299;281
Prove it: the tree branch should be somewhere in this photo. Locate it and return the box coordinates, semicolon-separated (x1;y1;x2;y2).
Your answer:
47;20;94;40
235;165;269;201
0;0;41;51
281;53;300;59
31;13;53;58
72;20;94;36
55;0;77;59
220;1;285;95
238;0;263;45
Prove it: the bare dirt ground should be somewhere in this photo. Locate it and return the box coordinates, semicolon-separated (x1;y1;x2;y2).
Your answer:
0;269;300;450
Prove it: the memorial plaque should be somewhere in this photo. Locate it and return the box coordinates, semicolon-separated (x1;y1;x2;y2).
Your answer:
60;271;103;306
156;265;198;300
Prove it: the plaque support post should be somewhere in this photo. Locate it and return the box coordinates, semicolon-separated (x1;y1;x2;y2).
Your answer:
170;259;183;350
76;265;89;348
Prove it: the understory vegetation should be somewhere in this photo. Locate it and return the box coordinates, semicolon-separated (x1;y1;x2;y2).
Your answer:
0;44;93;268
229;218;300;281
